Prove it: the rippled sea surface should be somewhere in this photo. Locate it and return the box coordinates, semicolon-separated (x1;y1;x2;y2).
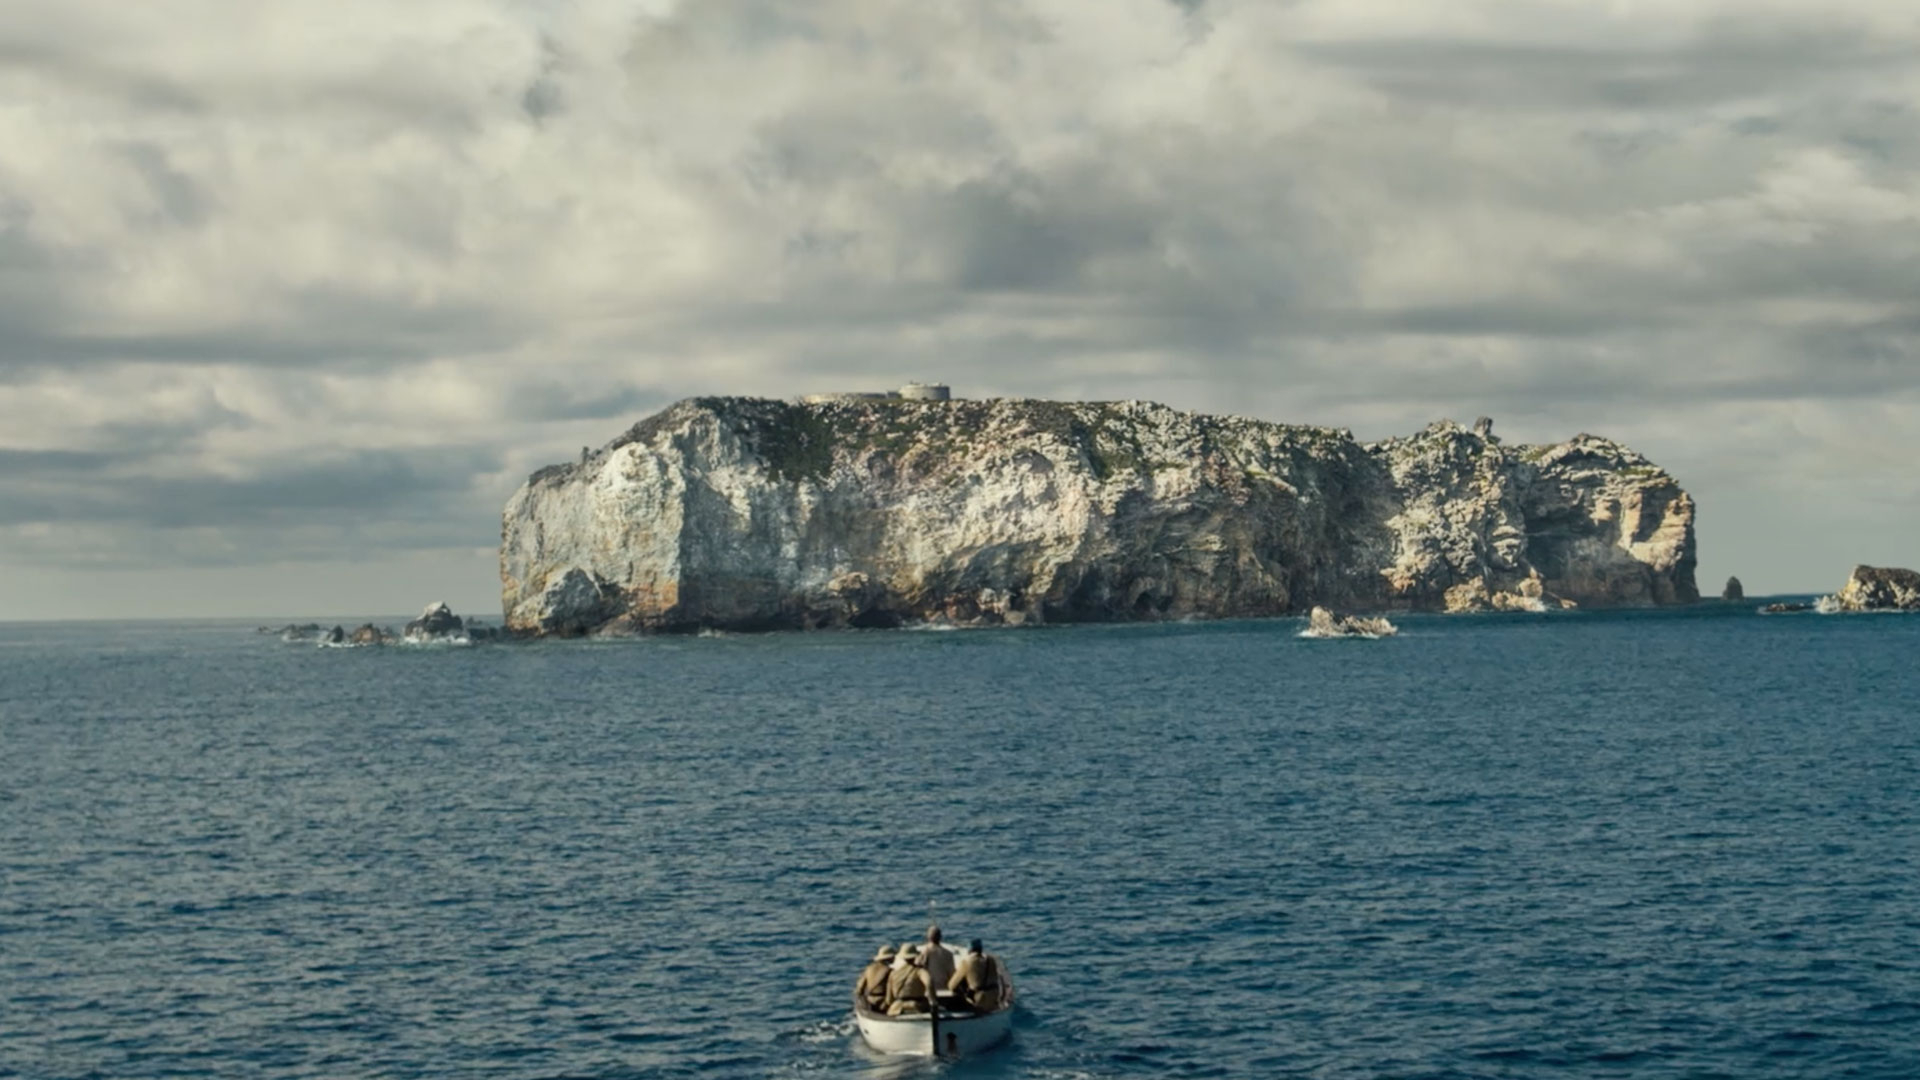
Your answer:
3;605;1918;1079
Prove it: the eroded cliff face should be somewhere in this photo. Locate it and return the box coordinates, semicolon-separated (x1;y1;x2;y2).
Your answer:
501;398;1697;635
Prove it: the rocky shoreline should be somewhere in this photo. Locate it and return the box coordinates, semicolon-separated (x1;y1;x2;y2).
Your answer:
252;567;1920;644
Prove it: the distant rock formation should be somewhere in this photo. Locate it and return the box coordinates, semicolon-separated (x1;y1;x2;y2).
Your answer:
1722;576;1745;602
501;397;1699;635
403;602;465;643
1303;606;1398;638
1758;602;1813;614
1820;566;1920;612
264;605;496;646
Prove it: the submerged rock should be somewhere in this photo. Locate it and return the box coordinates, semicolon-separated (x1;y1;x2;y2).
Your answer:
348;623;394;646
1759;602;1813;614
1303;606;1398;638
323;625;347;644
1820;566;1920;612
1722;576;1744;602
501;398;1699;636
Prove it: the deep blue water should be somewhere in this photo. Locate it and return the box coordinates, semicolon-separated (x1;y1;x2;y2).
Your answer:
2;605;1917;1079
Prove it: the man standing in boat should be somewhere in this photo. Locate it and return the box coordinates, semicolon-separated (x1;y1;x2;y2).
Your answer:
920;925;956;992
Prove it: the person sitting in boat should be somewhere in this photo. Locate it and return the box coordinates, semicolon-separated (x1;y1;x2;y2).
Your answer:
919;924;956;992
947;939;1004;1012
855;945;894;1011
885;942;932;1015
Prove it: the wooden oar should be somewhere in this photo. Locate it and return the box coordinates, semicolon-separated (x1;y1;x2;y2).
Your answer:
929;978;943;1058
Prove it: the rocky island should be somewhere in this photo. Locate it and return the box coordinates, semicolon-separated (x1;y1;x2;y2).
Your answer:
500;397;1697;635
1820;566;1920;612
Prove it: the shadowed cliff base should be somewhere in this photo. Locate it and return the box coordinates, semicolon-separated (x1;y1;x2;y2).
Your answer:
501;398;1698;636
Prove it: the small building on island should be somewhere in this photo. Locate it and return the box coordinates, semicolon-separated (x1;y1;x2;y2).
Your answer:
801;382;952;405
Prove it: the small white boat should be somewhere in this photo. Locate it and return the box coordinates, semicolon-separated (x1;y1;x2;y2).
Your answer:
854;995;1013;1057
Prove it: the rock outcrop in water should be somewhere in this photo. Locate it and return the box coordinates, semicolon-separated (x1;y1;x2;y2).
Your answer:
1303;607;1398;638
403;602;466;643
500;398;1698;635
1819;566;1920;612
262;605;495;646
1722;576;1744;602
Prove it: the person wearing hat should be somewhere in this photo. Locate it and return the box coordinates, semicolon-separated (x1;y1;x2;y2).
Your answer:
920;924;956;994
854;945;894;1012
947;938;1004;1012
885;942;931;1015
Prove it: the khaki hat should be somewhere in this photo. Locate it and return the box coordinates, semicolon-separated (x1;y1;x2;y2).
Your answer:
872;945;896;961
897;942;919;958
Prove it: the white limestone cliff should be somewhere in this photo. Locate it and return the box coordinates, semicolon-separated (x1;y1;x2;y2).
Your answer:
500;398;1697;635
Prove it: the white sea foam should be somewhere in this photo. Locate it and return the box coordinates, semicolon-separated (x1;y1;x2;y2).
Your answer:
791;1016;857;1044
1814;599;1915;615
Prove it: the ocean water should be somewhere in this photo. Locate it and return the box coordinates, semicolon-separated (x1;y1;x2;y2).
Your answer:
2;605;1917;1079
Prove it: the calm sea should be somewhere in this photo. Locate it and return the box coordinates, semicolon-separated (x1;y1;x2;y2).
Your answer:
2;605;1916;1079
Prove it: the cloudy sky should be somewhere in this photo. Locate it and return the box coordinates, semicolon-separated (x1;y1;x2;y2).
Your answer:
2;0;1916;619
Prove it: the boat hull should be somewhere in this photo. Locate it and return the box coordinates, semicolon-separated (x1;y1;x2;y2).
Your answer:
855;1004;1012;1057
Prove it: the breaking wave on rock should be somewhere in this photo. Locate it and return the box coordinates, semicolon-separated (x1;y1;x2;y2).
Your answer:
1299;607;1399;639
1298;626;1398;640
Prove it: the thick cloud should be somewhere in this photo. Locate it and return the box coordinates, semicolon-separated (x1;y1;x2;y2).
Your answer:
1;0;1915;617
